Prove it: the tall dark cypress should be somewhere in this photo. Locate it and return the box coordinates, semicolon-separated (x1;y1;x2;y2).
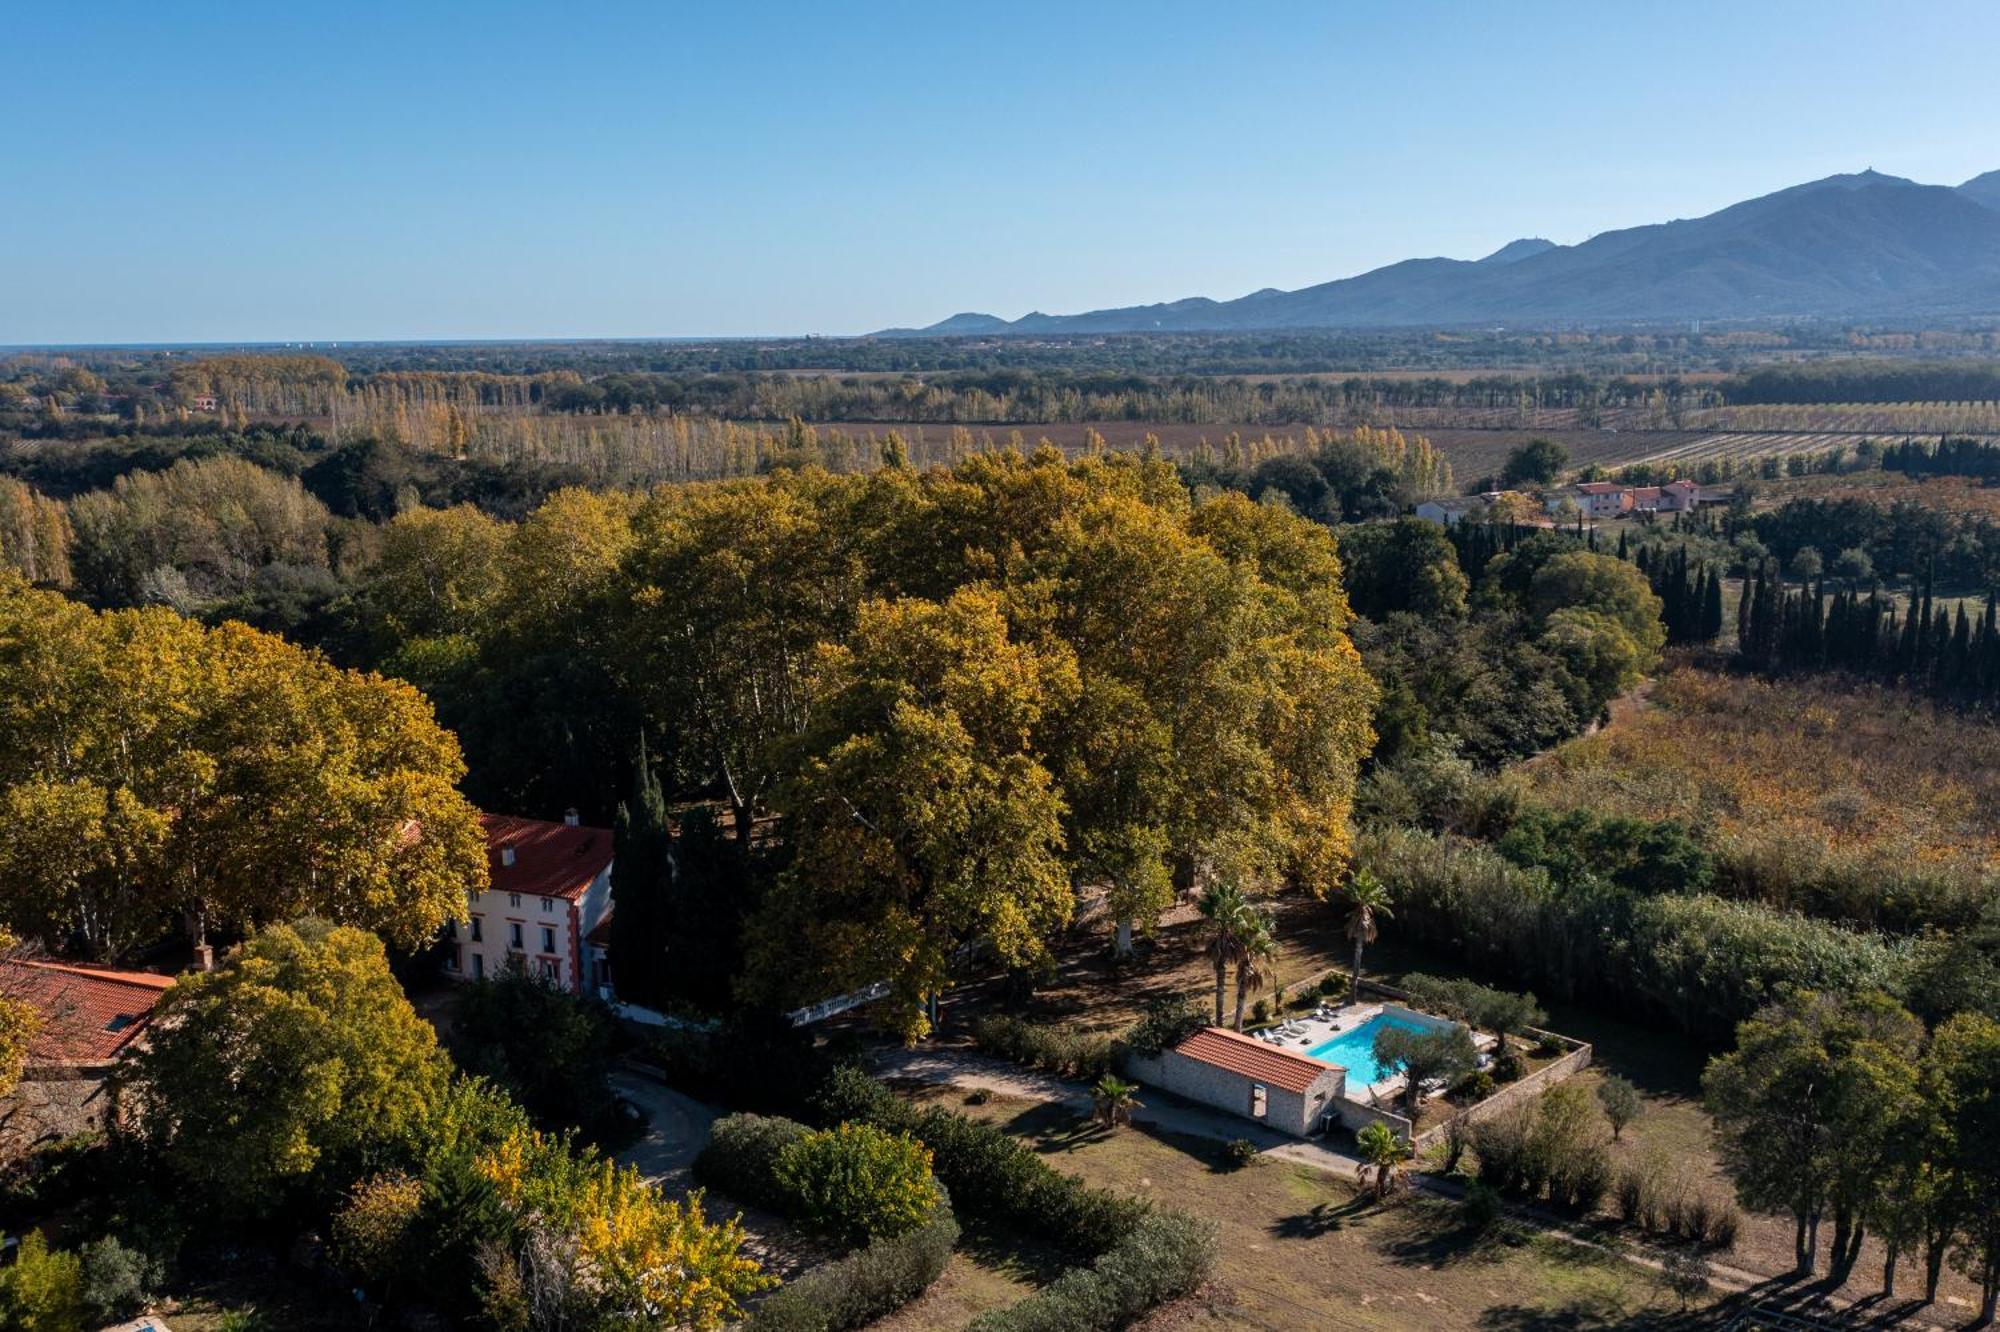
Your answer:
609;738;674;1008
1702;566;1725;643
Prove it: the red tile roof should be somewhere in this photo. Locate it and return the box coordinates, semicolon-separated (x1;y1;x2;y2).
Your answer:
0;959;175;1064
1171;1026;1335;1094
482;814;613;902
1575;481;1626;495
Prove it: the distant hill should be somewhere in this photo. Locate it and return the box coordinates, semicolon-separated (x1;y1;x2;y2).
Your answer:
1962;170;2000;211
886;168;2000;334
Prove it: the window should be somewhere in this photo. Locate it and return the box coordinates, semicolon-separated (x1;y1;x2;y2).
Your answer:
1250;1084;1268;1119
509;922;524;950
540;896;556;914
507;892;522;909
470;916;483;942
538;958;558;981
445;946;461;973
472;953;485;980
540;926;556;954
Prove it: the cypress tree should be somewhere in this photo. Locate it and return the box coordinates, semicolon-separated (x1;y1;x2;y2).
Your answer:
610;738;673;1008
1702;565;1725;642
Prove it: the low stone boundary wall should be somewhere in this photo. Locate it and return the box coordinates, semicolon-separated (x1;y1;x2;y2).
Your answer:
1411;1034;1593;1154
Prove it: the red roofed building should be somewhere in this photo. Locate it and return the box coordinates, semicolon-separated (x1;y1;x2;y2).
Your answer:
0;959;173;1067
446;811;615;996
1127;1025;1345;1136
0;959;175;1152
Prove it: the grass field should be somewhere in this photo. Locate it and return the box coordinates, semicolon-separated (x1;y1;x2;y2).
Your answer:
894;1085;1708;1331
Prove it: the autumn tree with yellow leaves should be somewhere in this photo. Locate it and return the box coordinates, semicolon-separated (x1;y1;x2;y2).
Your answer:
0;575;486;958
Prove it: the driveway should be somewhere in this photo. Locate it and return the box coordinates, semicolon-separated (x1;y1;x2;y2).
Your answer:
610;1065;719;1195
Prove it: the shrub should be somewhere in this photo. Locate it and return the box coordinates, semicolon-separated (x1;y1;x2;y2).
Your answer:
1452;1070;1496;1102
77;1236;157;1324
1471;1081;1610;1212
746;1197;959;1332
1612;1158;1740;1249
1461;1180;1501;1231
1317;974;1345;1000
1533;1033;1568;1058
970;1015;1114;1081
1490;1046;1525;1082
965;1211;1217;1332
448;968;621;1140
1223;1139;1258;1170
332;1172;423;1290
695;1114;813;1213
774;1124;939;1244
811;1067;1149;1260
1250;1000;1270;1025
965;1088;991;1106
1119;997;1206;1059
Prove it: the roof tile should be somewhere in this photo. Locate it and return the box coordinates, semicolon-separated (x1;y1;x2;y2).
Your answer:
1170;1026;1335;1094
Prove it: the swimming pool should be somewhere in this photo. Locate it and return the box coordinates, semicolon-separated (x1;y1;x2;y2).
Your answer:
1305;1011;1448;1088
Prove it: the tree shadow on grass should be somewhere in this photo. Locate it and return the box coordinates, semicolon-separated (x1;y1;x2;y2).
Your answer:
1378;1206;1530;1270
1476;1301;1718;1331
953;1216;1075;1288
1269;1194;1373;1241
999;1100;1111;1154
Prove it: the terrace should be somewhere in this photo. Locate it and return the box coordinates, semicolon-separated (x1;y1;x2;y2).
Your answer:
1249;999;1496;1114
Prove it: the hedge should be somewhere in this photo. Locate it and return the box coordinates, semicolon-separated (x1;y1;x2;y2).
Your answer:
746;1196;960;1332
970;1014;1116;1081
812;1067;1148;1260
963;1210;1217;1332
693;1113;812;1213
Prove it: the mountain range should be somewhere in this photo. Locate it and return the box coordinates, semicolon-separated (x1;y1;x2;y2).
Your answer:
887;170;2000;335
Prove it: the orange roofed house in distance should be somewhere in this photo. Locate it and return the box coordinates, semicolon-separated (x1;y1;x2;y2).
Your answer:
448;811;615;997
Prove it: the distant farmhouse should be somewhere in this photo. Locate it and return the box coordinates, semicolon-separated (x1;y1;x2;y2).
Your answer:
1541;478;1700;519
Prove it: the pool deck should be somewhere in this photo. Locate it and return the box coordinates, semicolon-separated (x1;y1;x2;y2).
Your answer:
1251;1002;1494;1107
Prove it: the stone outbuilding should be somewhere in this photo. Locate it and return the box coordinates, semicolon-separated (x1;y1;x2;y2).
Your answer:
1125;1026;1344;1137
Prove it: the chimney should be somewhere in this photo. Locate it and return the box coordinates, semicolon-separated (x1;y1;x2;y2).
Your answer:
500;843;516;868
564;807;580;827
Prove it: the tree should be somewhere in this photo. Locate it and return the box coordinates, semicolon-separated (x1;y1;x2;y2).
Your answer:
1789;545;1824;586
1354;1122;1412;1200
1500;438;1569;488
447;965;620;1140
1340;870;1393;1005
1833;546;1874;588
0;1230;84;1332
122;921;450;1220
1338;518;1469;620
745;587;1074;1040
609;740;673;1010
1703;990;1923;1279
1091;1075;1144;1129
1931;1012;2000;1322
366;503;509;643
1197;882;1255;1026
0;581;487;959
1373;1023;1478;1115
1596;1075;1641;1141
1231;908;1278;1032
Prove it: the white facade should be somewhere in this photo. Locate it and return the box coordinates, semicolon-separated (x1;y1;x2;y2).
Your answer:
445;814;615;996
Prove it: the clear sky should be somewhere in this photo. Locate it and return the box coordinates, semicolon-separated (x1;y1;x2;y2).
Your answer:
5;0;1998;344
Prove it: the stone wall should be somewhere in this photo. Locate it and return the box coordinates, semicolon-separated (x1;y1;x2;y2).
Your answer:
1411;1032;1594;1154
0;1068;116;1159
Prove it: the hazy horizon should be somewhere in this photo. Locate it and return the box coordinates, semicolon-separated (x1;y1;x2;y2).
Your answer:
6;0;1999;345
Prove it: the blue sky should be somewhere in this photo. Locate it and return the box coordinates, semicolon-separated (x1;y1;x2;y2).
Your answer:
5;1;1998;344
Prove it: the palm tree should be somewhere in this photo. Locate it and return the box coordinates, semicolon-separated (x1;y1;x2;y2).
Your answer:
1232;909;1278;1031
1341;870;1393;1006
1197;882;1252;1026
1354;1121;1412;1200
1091;1075;1143;1129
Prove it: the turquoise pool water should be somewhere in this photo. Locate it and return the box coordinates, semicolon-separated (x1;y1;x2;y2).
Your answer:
1306;1012;1447;1087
